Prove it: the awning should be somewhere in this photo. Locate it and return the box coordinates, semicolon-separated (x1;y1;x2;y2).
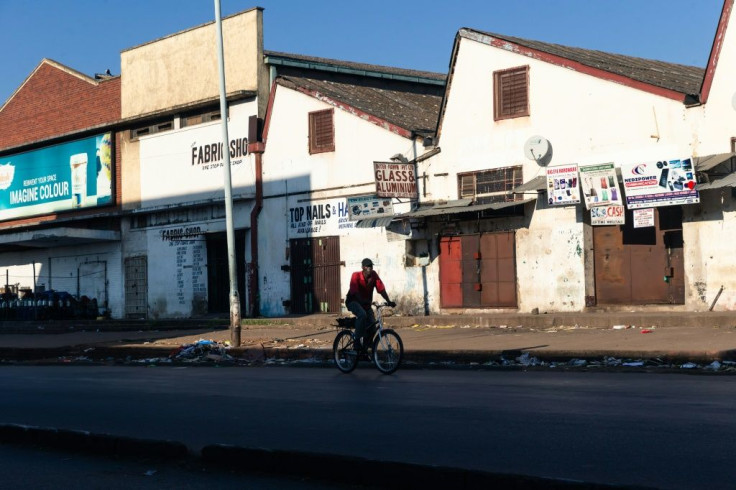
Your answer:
354;217;395;228
695;153;735;172
396;197;535;219
512;175;547;193
696;172;736;191
0;227;120;250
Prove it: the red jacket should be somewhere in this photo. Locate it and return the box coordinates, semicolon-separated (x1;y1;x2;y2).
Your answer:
347;270;386;306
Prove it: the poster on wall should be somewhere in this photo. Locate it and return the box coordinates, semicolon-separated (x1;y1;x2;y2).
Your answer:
621;157;699;209
579;163;623;210
633;208;655;228
347;195;394;220
0;133;113;220
590;205;625;225
546;165;580;206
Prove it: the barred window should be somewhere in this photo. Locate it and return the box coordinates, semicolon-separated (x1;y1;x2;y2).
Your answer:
308;109;335;154
458;166;524;204
494;66;529;120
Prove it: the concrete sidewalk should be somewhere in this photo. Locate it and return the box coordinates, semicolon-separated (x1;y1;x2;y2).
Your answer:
0;310;735;367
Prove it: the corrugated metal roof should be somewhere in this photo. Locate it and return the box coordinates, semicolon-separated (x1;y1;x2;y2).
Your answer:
512;175;547;193
697;172;736;191
461;29;704;96
695;153;735;172
397;198;535;219
276;74;444;137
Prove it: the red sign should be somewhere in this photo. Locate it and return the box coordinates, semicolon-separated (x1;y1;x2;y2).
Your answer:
374;162;417;198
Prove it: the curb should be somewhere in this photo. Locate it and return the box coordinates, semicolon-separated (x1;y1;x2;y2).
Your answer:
0;423;654;489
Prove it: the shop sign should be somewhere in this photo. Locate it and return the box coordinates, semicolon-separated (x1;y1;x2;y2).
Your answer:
288;197;355;238
633;208;655;228
374;162;417;198
579;163;623;209
621;157;698;209
347;195;394;220
0;133;113;220
591;205;625;225
546;165;580;206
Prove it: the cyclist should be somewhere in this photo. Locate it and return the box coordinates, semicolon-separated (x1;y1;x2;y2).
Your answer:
346;258;395;352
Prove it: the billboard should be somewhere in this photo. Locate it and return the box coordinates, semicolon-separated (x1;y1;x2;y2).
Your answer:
0;133;113;221
621;157;698;209
347;195;394;220
579;163;623;210
545;165;580;206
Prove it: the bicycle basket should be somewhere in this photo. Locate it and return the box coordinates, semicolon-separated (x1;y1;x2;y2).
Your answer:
336;317;356;328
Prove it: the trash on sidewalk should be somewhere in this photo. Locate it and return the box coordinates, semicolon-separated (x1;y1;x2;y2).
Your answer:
170;339;233;362
612;325;628;330
681;362;699;369
640;329;654;334
568;359;587;367
704;360;722;371
516;352;542;367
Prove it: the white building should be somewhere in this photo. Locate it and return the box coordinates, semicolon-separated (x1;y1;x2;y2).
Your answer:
256;52;445;316
390;0;736;313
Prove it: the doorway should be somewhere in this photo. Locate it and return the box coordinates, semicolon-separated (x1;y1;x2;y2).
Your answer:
289;236;342;313
206;231;246;314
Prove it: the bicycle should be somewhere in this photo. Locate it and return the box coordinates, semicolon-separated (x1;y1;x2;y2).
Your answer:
333;302;404;375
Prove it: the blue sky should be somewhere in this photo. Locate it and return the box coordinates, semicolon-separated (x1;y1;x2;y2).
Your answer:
0;0;726;106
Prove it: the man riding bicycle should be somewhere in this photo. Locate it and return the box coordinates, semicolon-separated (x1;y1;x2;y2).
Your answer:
346;258;395;352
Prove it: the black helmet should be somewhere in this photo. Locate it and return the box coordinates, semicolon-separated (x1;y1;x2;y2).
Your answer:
361;258;373;267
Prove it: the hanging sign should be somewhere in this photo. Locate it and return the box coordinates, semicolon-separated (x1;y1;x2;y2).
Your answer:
545;165;580;206
579;163;623;210
621;157;698;209
374;162;417;198
347;195;394;220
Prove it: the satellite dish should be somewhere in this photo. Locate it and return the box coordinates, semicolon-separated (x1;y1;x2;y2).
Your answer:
524;135;551;164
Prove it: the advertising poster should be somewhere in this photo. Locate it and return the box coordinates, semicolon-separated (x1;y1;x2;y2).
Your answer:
621;157;699;209
633;208;655;228
590;205;625;225
546;165;580;206
347;195;394;220
579;163;623;210
288;196;356;238
0;133;113;221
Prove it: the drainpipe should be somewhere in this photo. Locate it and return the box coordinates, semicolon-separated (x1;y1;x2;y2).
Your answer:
248;141;265;317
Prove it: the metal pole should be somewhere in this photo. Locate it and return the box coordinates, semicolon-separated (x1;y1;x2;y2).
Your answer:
214;0;241;346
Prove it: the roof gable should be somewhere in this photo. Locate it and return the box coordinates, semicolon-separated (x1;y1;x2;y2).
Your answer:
0;59;121;152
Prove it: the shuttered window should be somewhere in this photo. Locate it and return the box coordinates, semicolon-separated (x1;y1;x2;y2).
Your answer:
458;166;523;204
493;66;529;120
308;108;335;154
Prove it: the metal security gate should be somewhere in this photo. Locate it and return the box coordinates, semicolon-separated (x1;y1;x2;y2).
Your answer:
593;207;684;305
79;261;107;311
439;232;517;308
124;256;147;319
290;236;341;314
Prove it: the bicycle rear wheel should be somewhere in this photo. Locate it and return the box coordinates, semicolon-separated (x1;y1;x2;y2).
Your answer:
372;329;403;375
333;330;358;373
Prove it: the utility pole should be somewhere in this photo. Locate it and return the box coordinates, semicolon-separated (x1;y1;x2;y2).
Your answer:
214;0;241;346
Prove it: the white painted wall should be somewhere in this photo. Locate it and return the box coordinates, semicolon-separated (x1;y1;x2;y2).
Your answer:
258;84;421;316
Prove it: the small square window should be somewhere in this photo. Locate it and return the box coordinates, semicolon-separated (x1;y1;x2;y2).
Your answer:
309;109;335;154
493;66;529;120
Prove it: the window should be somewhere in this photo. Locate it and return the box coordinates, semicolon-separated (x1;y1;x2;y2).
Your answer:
130;120;173;140
458;166;524;204
308;109;335;154
182;109;221;128
493;66;529;120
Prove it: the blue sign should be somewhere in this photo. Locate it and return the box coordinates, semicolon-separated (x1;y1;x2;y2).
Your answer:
0;133;112;220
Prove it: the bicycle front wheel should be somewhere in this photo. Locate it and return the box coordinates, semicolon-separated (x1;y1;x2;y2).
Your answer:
333;330;358;373
372;329;403;375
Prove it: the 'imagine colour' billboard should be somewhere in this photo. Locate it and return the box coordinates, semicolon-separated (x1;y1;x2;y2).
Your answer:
0;133;113;221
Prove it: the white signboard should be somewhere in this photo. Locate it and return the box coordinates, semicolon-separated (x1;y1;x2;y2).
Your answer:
590;205;625;225
579;163;623;210
546;165;581;206
288;197;354;238
621;157;699;209
347;195;394;220
633;208;655;228
374;162;418;198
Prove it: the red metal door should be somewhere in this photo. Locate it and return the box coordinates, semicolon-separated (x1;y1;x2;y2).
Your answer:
439;237;463;307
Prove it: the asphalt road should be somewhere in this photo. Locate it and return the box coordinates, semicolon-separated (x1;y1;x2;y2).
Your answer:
0;365;733;489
